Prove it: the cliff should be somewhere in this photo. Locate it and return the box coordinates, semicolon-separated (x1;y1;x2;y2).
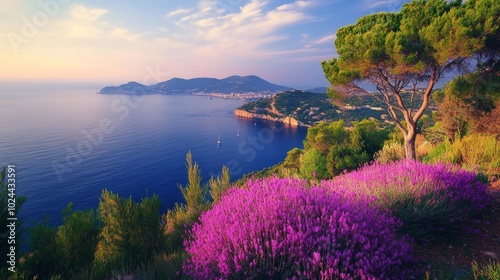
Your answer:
234;109;305;127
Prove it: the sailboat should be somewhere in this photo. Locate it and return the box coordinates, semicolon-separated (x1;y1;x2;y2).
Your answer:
217;134;221;145
237;130;240;137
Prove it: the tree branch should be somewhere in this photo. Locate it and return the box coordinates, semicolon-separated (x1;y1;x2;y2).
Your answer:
413;67;437;123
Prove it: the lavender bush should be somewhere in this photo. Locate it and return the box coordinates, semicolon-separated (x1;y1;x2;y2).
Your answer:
184;177;415;279
325;160;490;240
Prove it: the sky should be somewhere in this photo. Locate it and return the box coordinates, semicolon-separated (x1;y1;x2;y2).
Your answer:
0;0;411;88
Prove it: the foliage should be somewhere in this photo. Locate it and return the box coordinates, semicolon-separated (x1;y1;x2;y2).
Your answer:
430;0;500;138
304;120;349;153
423;121;448;145
103;251;187;280
434;74;500;138
238;97;272;112
376;135;431;163
277;120;390;179
471;261;500;280
184;177;416;279
374;142;406;164
235;163;283;185
208;165;231;204
56;203;100;279
281;147;302;175
296;119;388;178
416;136;433;159
326;139;369;176
19;218;59;279
423;261;500;280
299;148;329;180
165;151;209;250
325;160;491;241
353;119;391;156
15;205;100;279
96;190;164;270
424;134;500;177
237;90;401;126
322;0;500;159
424;138;461;165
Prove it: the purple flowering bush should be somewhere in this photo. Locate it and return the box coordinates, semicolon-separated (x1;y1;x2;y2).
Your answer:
324;160;490;240
184;177;415;279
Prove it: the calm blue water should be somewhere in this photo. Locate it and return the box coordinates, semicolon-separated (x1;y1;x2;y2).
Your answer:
0;84;307;226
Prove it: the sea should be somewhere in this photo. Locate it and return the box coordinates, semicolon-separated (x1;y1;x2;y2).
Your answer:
0;84;307;227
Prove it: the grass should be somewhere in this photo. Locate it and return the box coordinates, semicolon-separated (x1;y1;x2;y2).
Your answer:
424;134;500;178
423;261;500;280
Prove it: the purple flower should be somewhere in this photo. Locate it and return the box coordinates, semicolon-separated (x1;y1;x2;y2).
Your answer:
324;160;490;240
183;177;416;279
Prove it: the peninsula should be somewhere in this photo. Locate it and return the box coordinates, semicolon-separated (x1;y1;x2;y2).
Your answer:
99;75;293;98
234;90;400;127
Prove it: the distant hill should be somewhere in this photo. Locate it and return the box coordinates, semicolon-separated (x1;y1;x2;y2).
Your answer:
99;82;154;95
305;87;329;94
99;75;293;95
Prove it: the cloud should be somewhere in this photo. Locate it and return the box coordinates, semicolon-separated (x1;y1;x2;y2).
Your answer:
59;4;146;42
64;22;104;39
165;8;191;18
315;33;336;45
277;0;314;11
168;0;314;56
0;0;24;16
195;18;218;27
110;28;148;42
69;4;107;21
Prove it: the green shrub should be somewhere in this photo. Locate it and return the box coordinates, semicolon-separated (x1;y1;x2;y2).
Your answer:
282;147;302;175
298;119;389;178
19;218;59;279
15;205;100;279
353;118;390;157
472;261;500;280
299;148;329;179
96;191;164;270
106;250;187;280
424;121;447;145
374;142;406;163
424;138;461;164
303;121;349;153
425;134;500;177
327;142;369;175
57;203;100;278
208;165;231;204
458;135;500;177
165;151;209;250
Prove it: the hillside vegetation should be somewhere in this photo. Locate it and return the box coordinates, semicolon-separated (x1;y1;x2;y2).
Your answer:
2;0;499;279
237;90;435;127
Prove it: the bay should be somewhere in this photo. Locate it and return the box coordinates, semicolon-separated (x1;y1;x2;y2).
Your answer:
0;84;307;226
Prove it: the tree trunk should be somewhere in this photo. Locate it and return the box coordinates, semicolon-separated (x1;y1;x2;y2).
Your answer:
404;131;417;160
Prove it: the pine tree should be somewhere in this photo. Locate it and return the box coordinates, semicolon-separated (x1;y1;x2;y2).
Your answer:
209;165;231;204
96;190;163;269
165;151;209;249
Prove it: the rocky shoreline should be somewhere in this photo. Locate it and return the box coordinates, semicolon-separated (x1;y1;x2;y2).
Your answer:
233;109;308;127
